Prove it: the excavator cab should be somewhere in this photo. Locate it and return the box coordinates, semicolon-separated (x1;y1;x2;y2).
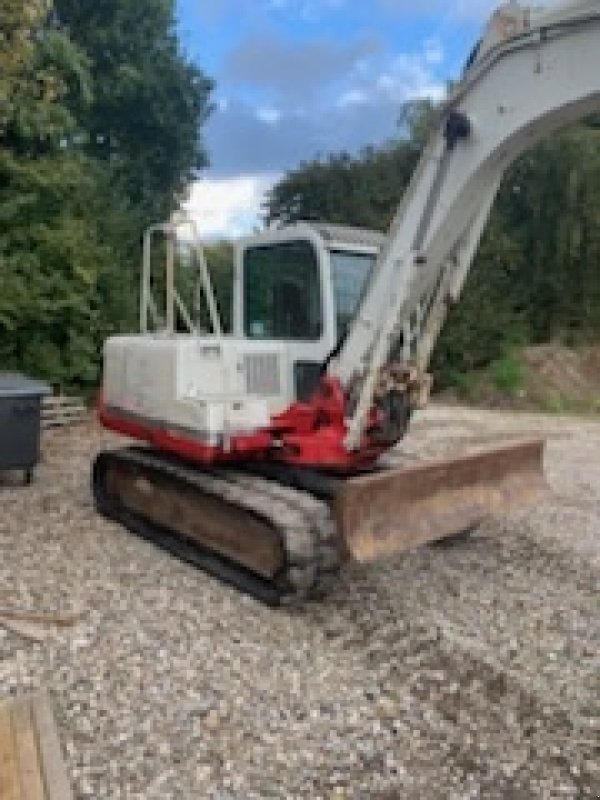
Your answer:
234;223;382;404
238;226;378;344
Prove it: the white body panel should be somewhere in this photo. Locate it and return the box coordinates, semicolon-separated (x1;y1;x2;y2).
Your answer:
103;335;289;443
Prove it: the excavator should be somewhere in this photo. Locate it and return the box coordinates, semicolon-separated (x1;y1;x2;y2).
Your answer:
93;0;600;605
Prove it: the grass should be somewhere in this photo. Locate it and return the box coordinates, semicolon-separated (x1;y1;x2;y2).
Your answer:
489;352;523;395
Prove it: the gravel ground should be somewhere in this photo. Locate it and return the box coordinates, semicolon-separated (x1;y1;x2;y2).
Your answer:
0;406;598;799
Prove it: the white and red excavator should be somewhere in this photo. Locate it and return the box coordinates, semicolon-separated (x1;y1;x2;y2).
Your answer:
93;1;600;604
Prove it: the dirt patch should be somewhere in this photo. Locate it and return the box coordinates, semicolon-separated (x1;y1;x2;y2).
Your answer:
521;343;600;400
437;343;600;413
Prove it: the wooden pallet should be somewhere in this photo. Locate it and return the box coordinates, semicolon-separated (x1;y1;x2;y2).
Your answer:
41;396;87;429
0;691;73;800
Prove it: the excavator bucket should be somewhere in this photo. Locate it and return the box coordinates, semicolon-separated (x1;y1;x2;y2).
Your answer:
335;439;547;562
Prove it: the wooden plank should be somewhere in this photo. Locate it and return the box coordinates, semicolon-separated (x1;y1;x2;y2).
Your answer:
42;414;85;427
42;406;86;415
52;405;85;412
31;692;73;800
41;405;86;413
0;620;52;643
0;608;81;642
0;608;83;627
41;395;87;429
11;699;45;800
41;401;87;429
42;417;85;426
42;408;85;415
42;405;85;416
42;396;85;408
0;704;21;800
42;422;85;432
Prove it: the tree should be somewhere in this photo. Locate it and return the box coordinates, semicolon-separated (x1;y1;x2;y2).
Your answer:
0;0;214;388
265;144;419;230
54;0;213;221
0;0;103;385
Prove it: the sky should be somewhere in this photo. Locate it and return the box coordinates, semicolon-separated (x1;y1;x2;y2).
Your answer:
176;0;504;238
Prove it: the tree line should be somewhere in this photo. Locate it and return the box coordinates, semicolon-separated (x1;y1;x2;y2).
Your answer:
266;102;600;388
0;0;212;387
2;4;599;393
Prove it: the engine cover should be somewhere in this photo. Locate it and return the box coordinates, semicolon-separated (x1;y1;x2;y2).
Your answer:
102;335;291;445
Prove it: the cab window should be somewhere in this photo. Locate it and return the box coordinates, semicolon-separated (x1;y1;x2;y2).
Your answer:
244;240;322;340
330;250;375;339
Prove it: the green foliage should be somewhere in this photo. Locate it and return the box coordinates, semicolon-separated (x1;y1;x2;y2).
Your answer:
0;151;136;386
54;0;213;219
0;0;213;389
489;352;523;395
265;100;434;229
173;240;233;334
436;123;600;386
265;142;420;231
397;97;438;147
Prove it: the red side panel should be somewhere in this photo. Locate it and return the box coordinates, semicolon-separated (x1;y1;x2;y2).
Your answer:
98;398;272;465
271;376;384;470
98;376;383;474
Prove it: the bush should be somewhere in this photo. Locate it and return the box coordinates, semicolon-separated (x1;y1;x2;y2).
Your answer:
489;353;523;394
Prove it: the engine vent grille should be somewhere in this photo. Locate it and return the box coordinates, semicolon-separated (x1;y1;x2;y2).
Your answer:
243;353;281;396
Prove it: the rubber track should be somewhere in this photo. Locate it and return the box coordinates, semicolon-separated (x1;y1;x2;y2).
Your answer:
92;447;341;606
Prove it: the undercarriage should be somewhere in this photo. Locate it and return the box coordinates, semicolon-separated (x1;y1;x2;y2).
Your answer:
93;448;341;605
92;440;546;605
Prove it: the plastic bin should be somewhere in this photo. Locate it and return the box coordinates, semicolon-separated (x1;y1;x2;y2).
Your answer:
0;373;50;484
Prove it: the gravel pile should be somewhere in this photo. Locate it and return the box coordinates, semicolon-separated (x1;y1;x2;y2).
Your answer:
0;406;598;799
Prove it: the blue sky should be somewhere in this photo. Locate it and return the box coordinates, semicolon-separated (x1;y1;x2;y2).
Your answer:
176;0;501;237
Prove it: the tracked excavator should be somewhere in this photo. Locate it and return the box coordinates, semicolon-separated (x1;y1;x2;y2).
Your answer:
93;0;600;605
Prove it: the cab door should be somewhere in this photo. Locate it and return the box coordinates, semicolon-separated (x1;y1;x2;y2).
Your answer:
234;229;335;405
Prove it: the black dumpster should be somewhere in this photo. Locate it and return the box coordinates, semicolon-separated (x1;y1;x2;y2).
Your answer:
0;373;50;484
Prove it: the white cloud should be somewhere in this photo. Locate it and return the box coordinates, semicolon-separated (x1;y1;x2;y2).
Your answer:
375;52;445;103
182;175;280;240
208;32;449;177
337;88;369;108
336;42;446;115
256;106;282;124
267;0;346;20
424;37;444;65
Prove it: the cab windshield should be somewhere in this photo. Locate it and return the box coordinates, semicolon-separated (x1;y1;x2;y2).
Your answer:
244;240;322;340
